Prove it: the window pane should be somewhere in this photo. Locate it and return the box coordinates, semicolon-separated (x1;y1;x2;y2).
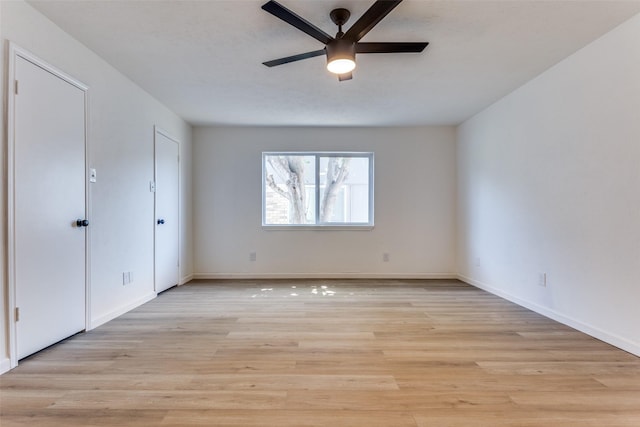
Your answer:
264;155;316;224
319;156;370;223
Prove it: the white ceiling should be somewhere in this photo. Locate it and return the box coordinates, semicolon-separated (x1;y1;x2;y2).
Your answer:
28;0;640;127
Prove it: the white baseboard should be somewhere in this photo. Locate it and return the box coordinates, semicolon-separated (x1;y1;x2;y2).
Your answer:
192;272;457;280
0;357;11;375
89;291;156;330
458;274;640;357
180;273;194;285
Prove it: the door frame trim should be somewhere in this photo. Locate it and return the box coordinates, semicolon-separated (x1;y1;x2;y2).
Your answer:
6;43;90;368
153;126;181;293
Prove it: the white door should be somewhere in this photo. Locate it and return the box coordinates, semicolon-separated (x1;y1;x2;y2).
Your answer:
154;129;180;293
13;55;87;359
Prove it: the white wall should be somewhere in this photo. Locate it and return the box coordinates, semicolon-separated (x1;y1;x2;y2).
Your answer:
1;0;193;371
194;126;456;278
457;14;640;355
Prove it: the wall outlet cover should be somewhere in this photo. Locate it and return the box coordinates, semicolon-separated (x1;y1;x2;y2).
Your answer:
538;272;547;287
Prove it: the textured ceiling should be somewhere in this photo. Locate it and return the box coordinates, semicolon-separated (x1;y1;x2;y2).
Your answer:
28;0;640;126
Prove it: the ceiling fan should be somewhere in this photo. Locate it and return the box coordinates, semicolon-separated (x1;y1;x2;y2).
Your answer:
261;0;429;81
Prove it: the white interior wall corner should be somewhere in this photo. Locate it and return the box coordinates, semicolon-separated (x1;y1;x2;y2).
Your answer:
456;13;640;356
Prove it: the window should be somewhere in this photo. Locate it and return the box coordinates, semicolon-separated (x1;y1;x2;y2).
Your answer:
263;152;374;227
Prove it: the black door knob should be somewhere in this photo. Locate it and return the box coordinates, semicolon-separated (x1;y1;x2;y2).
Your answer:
157;219;165;225
76;219;89;227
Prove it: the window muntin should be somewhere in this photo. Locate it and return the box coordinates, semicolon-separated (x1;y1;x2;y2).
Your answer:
263;152;373;227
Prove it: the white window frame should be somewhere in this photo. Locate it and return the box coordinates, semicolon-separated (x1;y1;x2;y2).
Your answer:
262;152;374;229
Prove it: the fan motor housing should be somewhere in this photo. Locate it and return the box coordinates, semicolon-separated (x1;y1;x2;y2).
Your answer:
326;38;356;63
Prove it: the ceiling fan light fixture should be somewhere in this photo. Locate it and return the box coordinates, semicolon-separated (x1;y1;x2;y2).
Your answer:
326;39;356;74
327;58;356;74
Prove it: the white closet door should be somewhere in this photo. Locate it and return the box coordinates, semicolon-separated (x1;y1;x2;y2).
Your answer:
14;56;87;359
154;130;180;293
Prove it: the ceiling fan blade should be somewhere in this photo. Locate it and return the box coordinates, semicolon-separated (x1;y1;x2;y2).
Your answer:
338;72;353;82
262;1;333;45
263;49;326;67
356;42;428;54
343;0;403;42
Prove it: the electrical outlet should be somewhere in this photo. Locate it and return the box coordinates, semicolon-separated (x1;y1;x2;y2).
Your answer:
474;257;481;267
249;252;257;262
382;253;390;262
122;271;133;285
538;272;547;287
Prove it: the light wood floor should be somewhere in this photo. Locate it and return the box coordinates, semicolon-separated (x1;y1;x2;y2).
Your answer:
1;279;639;426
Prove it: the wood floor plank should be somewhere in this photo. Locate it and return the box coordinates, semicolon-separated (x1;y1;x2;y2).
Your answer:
49;390;288;410
413;409;640;427
160;409;419;427
283;389;515;411
0;410;168;427
1;279;639;426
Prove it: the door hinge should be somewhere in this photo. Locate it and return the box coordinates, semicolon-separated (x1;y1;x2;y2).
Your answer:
15;307;20;322
15;80;19;95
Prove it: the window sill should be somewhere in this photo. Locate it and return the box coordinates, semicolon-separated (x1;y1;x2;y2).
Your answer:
262;224;374;231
